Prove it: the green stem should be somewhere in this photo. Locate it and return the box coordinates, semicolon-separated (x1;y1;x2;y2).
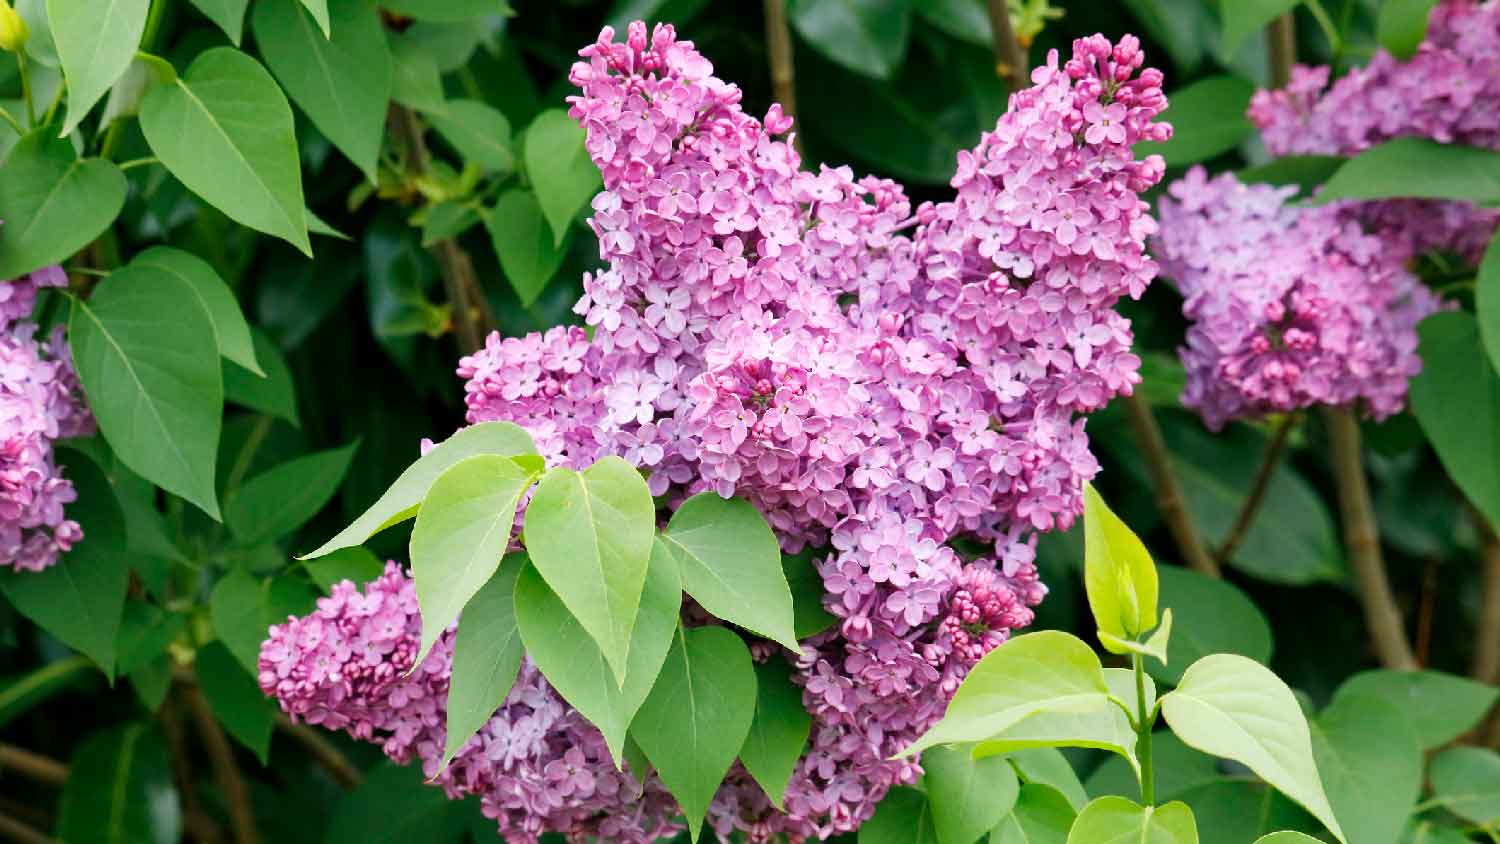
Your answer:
1134;653;1155;806
117;155;158;171
0;103;22;134
99;0;170;159
1304;0;1343;57
15;51;34;127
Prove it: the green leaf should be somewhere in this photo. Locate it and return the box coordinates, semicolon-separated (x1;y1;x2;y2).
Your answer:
739;658;811;810
1377;0;1438;59
306;547;386;593
924;745;1019;844
48;0;149;136
1149;567;1271;686
116;602;184;676
1252;835;1324;844
57;724;180;844
788;0;912;80
860;786;938;844
633;625;757;841
1220;0;1300;54
1315;139;1500;204
252;0;391;182
1428;746;1500;825
0;436;130;675
226;442;358;545
1085;733;1220;805
1234;155;1345;199
1159;654;1345;843
1476;231;1500;377
0;131;127;279
323;763;470;844
101;53;178;128
298;0;330;36
195;640;275;763
429;99;514;173
1009;748;1089;812
209;568;318;675
379;0;510;20
991;783;1076;844
486;189;565;306
302;421;537;558
1083;484;1158;650
973;689;1140;776
1065;797;1197;844
70;264;224;519
914;0;990;46
1135;76;1256;166
661;493;799;651
902;631;1112;757
131;246;262;375
443;558;525;767
189;0;250;44
784;549;837;638
512;546;680;764
141;48;310;254
522;457;654;686
1401;822;1472;844
389;32;447;115
1309;694;1422;844
411;454;537;665
224;329;299;425
421;201;479;245
0;656;92;731
1099;609;1172;666
1337;670;1498;749
1118;0;1209;74
522;109;600;246
1410;312;1500;528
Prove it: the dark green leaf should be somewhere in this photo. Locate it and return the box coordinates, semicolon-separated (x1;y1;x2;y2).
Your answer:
1315;139;1500;204
57;724;181;844
128;656;173;712
210;568;319;675
224;328;300;425
923;744;1019;844
1150;566;1272;686
0;131;127;279
1410;312;1500;528
379;0;510;21
443;559;525;766
1476;230;1500;377
49;0;149;135
789;0;912;80
859;786;937;844
1428;747;1500;825
1136;76;1256;166
421;201;480;246
1120;0;1210;73
522;109;600;245
486;189;566;306
131;246;261;375
189;0;250;44
196;640;275;762
1309;694;1421;844
990;783;1076;844
1085;732;1219;803
739;658;811;810
783;549;836;638
389;32;447;115
0;655;92;730
1220;0;1301;54
226;442;358;544
1377;0;1439;60
306;547;386;593
429;99;514;173
324;762;470;844
1335;670;1497;750
116;602;184;676
1235;155;1345;198
914;0;989;46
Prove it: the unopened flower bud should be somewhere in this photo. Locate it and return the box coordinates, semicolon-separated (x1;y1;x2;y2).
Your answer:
0;3;28;53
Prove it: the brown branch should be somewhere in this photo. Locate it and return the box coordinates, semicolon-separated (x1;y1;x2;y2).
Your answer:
1323;406;1418;670
388;104;496;354
1473;508;1500;686
0;744;67;788
986;0;1029;90
1215;414;1298;565
0;812;55;844
184;687;260;844
1268;13;1297;89
1121;394;1221;578
274;714;362;790
762;0;802;158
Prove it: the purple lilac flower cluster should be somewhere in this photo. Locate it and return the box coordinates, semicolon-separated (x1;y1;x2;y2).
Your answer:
263;22;1170;843
0;265;92;572
1155;168;1441;430
1248;0;1500;260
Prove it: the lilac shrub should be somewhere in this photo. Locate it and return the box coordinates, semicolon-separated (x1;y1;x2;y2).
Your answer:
262;21;1170;843
0;265;93;572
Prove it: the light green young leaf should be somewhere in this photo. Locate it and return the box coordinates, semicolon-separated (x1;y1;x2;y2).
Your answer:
1315;139;1500;205
48;0;149;136
301;421;537;558
486;189;566;306
195;640;275;763
1065;796;1197;844
972;701;1140;779
1428;746;1500;825
225;442;359;544
0;131;127;279
1102;667;1154;723
1309;694;1421;844
224;329;299;426
1099;609;1172;666
1159;654;1345;843
429;99;514;173
443;559;525;767
902;631;1112;757
299;0;330;36
70;264;224;520
411;454;538;666
923;745;1019;844
860;786;937;844
133;246;260;374
1008;748;1089;812
1334;669;1496;750
189;0;250;43
662;492;799;651
513;544;680;766
1252;834;1324;844
1409;312;1500;529
631;625;758;842
253;0;391;182
1377;0;1438;59
740;658;812;810
990;783;1076;844
57;725;180;844
1083;484;1158;652
141;48;310;255
522;457;655;686
1134;76;1256;166
788;0;912;81
1219;0;1300;54
523;109;601;245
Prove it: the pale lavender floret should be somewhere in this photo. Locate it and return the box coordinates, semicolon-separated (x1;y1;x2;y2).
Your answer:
0;265;93;572
273;21;1170;843
1155;167;1441;430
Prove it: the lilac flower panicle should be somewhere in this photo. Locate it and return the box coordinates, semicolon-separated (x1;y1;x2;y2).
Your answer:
0;265;93;572
267;21;1170;842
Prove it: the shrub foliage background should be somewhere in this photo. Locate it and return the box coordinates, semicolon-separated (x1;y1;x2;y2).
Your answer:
0;0;1498;843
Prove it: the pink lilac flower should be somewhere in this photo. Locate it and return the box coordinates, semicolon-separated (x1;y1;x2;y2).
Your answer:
1247;0;1500;260
268;21;1170;842
1155;168;1441;430
0;266;93;572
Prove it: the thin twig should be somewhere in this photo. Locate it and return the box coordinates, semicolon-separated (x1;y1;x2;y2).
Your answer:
388;105;496;354
0;745;67;788
1215;414;1298;565
1268;13;1297;89
1121;394;1221;578
985;0;1029;89
274;714;362;790
1323;406;1417;670
1472;507;1500;686
184;686;260;844
1415;556;1438;666
761;0;802;158
0;812;55;844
